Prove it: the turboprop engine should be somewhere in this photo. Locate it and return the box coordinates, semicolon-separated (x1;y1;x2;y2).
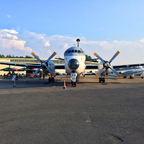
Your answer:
94;51;121;78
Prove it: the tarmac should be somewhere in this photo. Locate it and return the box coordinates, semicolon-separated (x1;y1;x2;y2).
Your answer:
0;75;144;144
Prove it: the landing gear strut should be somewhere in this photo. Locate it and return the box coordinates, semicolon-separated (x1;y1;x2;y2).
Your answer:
49;77;54;83
99;77;105;83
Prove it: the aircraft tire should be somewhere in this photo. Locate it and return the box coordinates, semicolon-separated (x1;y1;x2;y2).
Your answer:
49;77;51;82
99;78;102;83
102;77;105;83
52;77;54;82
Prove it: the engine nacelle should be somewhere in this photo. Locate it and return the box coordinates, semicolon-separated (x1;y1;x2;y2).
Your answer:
98;61;111;75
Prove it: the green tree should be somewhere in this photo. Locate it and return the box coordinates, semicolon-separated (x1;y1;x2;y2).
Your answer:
0;54;5;58
19;56;24;58
25;55;33;58
6;54;12;58
85;54;98;62
86;55;92;61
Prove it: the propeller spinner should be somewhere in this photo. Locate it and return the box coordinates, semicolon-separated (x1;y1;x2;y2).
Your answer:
94;51;121;78
31;52;57;77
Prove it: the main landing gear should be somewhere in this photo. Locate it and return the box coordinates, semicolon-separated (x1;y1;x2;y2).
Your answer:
99;77;105;83
49;77;54;83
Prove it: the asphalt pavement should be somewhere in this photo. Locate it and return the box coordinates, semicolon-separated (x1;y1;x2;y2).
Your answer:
0;76;144;144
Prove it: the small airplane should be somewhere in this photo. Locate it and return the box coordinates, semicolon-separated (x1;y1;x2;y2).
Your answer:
0;38;144;86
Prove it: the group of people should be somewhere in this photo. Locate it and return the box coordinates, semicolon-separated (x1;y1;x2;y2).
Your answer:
3;72;26;78
1;71;46;79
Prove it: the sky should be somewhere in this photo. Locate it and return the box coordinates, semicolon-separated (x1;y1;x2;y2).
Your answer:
0;0;144;65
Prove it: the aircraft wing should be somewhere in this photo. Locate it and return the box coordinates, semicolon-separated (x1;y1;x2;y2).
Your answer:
85;65;98;69
0;62;65;69
113;63;144;69
0;62;41;69
55;65;65;69
120;69;144;76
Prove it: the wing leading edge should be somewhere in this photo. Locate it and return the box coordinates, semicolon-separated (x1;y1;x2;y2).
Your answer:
0;62;41;69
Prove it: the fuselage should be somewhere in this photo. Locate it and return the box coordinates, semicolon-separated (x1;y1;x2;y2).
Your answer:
64;47;86;75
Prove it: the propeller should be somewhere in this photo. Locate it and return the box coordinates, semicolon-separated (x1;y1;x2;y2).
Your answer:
31;51;57;77
93;51;121;78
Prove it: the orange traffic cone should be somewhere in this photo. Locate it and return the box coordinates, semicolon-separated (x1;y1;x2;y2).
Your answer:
63;79;66;89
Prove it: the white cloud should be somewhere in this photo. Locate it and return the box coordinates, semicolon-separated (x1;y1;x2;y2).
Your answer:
2;29;18;34
140;39;144;43
63;43;69;50
2;29;144;65
45;41;50;47
7;15;11;18
47;50;52;55
0;29;32;56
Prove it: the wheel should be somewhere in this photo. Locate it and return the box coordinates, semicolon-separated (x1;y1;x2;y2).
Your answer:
99;78;102;83
52;77;54;82
102;77;105;83
130;76;133;79
49;77;51;82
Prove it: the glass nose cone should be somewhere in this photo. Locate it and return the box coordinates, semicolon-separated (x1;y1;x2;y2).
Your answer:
68;59;79;70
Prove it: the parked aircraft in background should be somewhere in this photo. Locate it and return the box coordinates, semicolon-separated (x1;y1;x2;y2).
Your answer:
0;39;144;86
92;51;144;83
108;66;144;79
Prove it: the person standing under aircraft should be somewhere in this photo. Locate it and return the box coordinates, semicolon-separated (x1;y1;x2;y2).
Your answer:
71;73;77;86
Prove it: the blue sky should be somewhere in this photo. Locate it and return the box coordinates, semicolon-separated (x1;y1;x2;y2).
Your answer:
0;0;144;64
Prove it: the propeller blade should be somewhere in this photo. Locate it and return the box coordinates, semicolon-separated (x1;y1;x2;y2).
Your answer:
109;66;121;77
45;66;56;77
45;52;57;63
95;67;106;78
31;52;42;63
109;51;120;64
93;52;105;63
31;67;41;77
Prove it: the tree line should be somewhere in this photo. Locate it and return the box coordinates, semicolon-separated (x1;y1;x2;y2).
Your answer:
0;54;98;62
0;54;33;58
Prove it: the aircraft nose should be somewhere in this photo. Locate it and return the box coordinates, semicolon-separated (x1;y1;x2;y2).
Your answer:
68;59;79;70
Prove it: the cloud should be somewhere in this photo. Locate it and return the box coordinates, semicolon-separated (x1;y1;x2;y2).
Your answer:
7;15;11;18
63;43;69;50
0;29;32;56
45;41;50;47
2;29;144;65
23;32;144;64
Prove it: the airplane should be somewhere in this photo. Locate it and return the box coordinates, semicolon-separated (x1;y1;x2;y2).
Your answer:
92;51;144;83
108;66;144;79
1;38;144;86
0;51;57;82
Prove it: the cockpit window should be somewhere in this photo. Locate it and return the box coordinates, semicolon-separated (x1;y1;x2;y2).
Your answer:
78;50;81;53
72;50;74;53
75;50;77;53
68;50;71;53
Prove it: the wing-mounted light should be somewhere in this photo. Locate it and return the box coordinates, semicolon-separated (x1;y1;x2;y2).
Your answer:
93;51;121;78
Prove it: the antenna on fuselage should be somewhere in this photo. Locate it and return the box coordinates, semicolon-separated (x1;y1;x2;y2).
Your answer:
76;38;80;47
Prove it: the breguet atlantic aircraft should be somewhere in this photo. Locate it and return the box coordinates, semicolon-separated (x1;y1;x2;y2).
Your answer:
0;38;144;86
